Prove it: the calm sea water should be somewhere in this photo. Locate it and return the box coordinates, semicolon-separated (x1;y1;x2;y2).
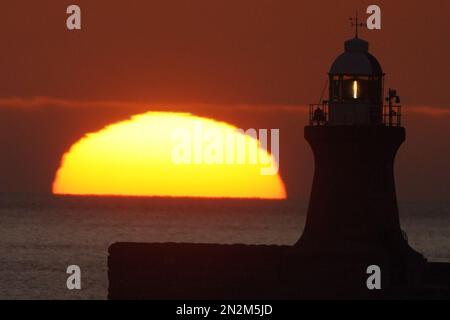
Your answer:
0;194;449;299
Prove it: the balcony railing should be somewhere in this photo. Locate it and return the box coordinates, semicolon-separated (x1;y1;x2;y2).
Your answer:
309;103;402;127
309;103;329;126
383;104;402;127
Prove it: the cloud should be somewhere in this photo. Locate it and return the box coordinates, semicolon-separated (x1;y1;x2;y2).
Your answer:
1;96;448;117
0;97;147;110
408;106;450;116
0;96;311;117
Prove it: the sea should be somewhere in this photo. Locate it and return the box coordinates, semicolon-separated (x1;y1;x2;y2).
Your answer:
0;194;449;299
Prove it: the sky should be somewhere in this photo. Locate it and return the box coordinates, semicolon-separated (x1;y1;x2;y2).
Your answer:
0;0;450;200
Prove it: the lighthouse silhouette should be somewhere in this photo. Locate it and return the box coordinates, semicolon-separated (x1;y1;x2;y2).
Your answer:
107;23;449;300
297;25;426;287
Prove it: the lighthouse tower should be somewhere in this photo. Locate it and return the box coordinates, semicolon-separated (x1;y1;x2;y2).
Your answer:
297;23;426;288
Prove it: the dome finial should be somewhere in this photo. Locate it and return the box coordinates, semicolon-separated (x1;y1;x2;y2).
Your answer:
349;10;367;39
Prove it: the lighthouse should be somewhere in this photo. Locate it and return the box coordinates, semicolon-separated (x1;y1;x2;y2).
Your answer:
107;19;450;300
297;21;426;287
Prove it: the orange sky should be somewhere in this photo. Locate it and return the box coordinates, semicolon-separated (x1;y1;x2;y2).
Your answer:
1;0;450;106
0;1;449;200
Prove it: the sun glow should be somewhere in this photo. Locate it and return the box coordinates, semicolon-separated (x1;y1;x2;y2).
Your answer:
52;112;286;199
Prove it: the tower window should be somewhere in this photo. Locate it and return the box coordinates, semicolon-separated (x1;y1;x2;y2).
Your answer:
332;80;340;101
330;75;383;103
353;80;359;99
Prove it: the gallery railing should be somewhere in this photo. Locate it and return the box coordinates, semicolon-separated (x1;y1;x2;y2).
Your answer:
309;103;402;127
309;103;329;126
383;104;402;127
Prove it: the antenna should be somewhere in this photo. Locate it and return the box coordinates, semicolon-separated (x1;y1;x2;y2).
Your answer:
349;11;367;38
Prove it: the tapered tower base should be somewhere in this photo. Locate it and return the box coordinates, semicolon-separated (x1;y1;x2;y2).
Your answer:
295;126;426;287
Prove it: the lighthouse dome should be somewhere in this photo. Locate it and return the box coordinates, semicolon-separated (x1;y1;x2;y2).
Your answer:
329;37;382;76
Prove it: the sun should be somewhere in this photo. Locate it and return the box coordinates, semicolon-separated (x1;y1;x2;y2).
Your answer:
52;112;286;199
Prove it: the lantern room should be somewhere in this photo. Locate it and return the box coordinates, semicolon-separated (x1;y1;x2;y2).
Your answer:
328;37;384;125
308;21;402;128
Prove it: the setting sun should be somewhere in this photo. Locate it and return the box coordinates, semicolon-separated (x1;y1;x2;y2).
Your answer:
52;112;286;199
